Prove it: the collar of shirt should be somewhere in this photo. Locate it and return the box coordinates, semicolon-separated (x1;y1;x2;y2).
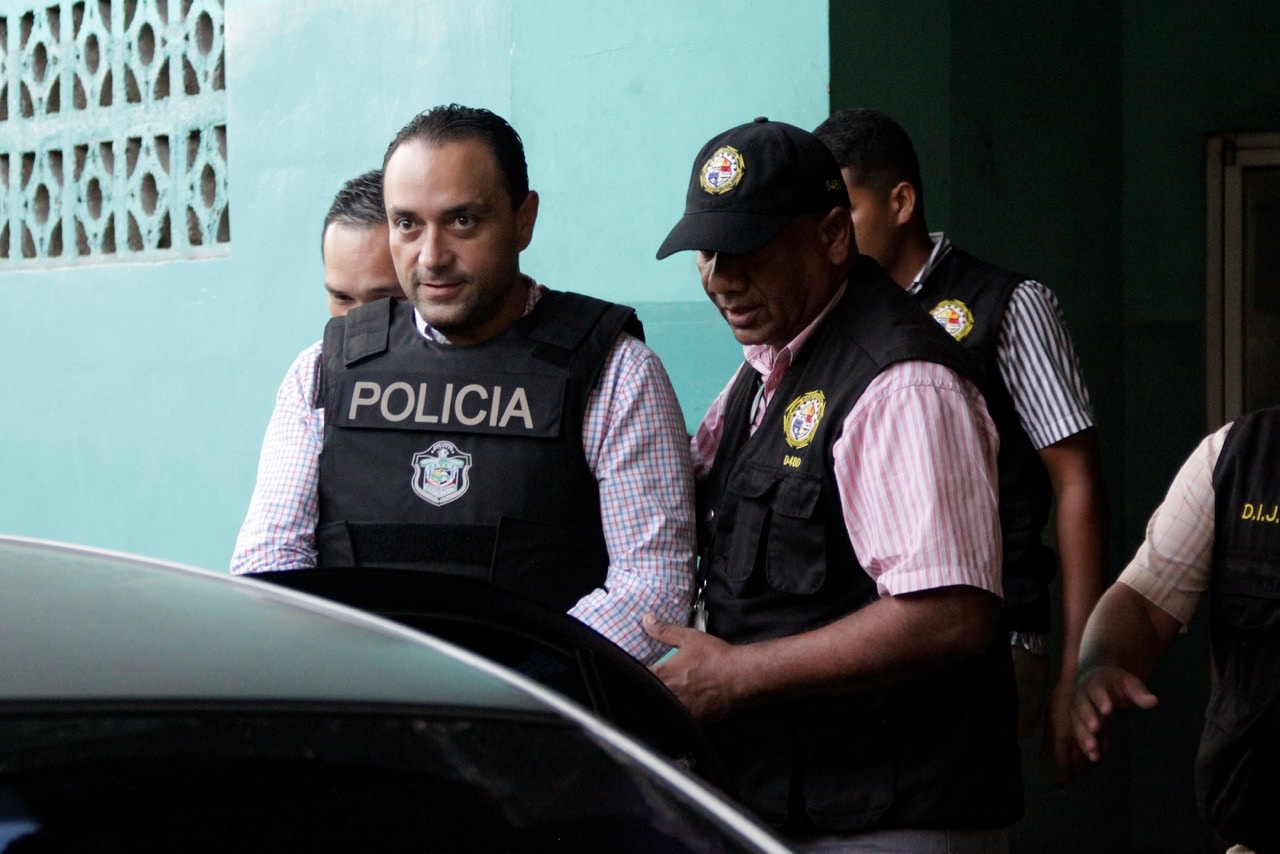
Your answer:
411;275;545;343
907;232;953;295
742;281;848;427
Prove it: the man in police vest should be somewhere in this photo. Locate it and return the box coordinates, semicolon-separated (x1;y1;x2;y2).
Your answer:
232;105;695;665
1073;407;1280;854
643;117;1021;851
813;109;1108;778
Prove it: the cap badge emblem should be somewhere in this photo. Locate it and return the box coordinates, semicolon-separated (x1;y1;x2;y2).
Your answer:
929;299;975;341
699;146;745;195
783;390;826;449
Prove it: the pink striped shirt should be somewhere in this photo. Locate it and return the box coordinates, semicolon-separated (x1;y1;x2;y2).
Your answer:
691;292;1003;599
232;283;696;663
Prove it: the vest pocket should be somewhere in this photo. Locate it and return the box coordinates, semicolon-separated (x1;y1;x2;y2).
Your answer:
799;696;894;830
715;465;773;587
718;464;827;595
765;473;826;595
1196;675;1280;846
1201;556;1280;848
1211;556;1280;631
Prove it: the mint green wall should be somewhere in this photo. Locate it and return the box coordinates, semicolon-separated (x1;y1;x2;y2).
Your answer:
0;0;828;569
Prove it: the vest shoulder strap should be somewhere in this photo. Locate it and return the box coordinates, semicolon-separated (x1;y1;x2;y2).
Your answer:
531;291;642;343
319;297;399;409
527;291;642;369
341;297;396;364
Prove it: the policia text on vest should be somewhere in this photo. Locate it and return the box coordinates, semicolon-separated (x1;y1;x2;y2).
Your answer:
339;373;548;435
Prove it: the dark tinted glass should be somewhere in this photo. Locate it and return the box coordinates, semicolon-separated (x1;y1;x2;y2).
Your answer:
0;709;756;853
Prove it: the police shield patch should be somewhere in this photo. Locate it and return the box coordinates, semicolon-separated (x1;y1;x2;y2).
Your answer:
411;441;472;506
783;390;826;449
929;299;975;341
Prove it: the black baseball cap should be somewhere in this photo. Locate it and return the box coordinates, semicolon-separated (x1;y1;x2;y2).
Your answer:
655;117;850;259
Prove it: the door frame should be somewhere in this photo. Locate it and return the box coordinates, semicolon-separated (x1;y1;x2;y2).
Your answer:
1206;132;1280;428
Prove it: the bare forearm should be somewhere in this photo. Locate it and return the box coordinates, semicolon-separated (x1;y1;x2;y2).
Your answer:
1055;487;1108;673
1040;430;1109;675
1078;583;1180;680
1071;583;1178;764
726;586;999;705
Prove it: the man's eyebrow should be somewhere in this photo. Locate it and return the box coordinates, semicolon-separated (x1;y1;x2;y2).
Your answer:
443;199;490;217
386;199;490;220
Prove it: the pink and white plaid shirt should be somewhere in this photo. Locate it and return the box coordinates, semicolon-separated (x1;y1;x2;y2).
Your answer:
1116;425;1227;626
691;288;1003;599
232;283;696;664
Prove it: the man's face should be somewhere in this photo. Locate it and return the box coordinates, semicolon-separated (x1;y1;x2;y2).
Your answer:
383;138;538;346
322;223;402;317
697;212;849;349
840;169;903;270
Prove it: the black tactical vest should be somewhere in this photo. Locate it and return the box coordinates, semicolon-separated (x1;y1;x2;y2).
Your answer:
699;257;1022;835
1200;406;1280;852
316;292;641;614
915;247;1056;633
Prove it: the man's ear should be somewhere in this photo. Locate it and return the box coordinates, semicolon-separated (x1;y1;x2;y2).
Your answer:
819;206;853;265
515;190;539;251
888;181;916;227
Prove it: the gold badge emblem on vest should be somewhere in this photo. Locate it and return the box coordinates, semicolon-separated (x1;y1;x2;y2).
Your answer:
700;146;745;195
783;390;826;449
929;299;975;341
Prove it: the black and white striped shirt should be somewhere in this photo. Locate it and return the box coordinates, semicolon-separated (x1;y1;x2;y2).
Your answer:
910;234;1095;450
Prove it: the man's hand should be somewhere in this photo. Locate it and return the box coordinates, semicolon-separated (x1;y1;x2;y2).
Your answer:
642;614;741;723
1072;665;1159;763
1044;671;1091;784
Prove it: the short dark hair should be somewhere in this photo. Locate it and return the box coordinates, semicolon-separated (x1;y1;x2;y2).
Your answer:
382;104;529;210
813;109;925;212
321;170;385;255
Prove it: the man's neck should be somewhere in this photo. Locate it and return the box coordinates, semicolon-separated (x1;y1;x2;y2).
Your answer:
414;275;541;344
885;229;936;291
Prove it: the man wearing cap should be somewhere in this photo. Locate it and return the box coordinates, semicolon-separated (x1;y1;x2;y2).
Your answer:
643;118;1021;851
